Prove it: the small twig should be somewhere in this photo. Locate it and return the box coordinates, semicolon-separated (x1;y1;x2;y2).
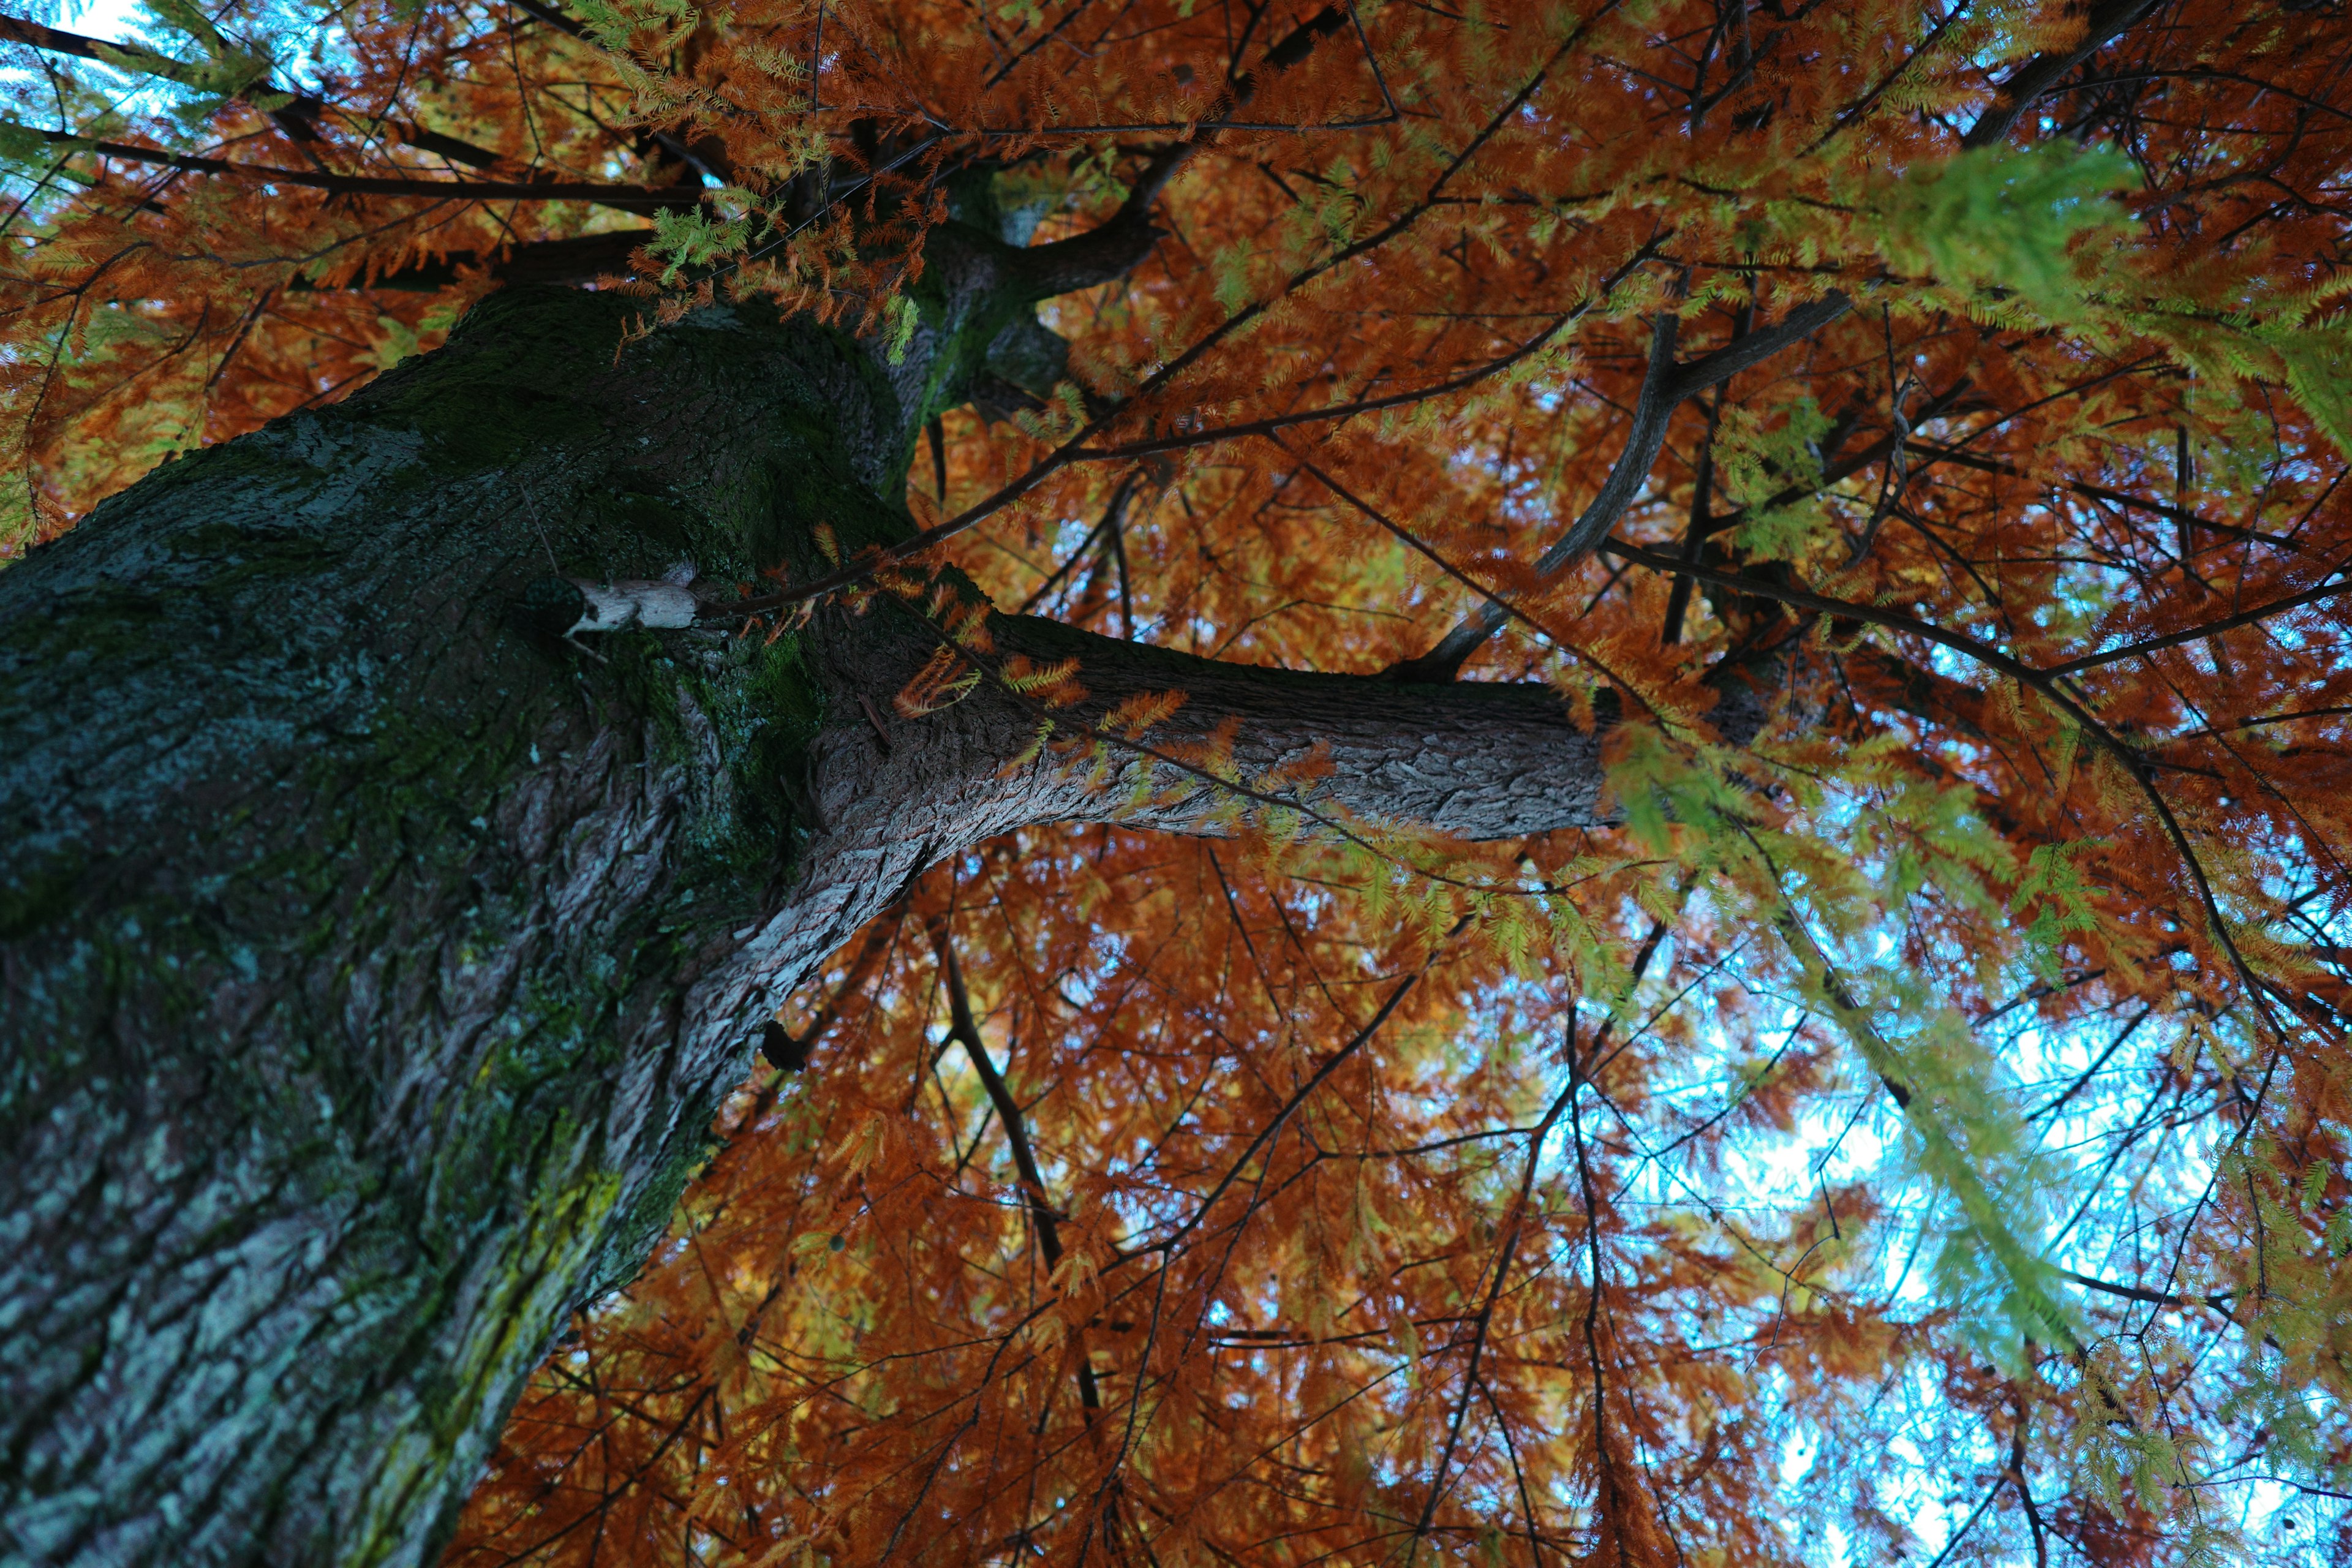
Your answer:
856;693;894;754
927;917;1102;1415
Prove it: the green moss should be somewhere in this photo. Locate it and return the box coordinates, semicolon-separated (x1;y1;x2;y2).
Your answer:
353;287;631;468
11;585;174;667
733;390;919;570
586;601;826;889
578;1120;723;1303
0;856;83;944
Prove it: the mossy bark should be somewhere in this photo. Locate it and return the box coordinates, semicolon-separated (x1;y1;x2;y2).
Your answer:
0;284;921;1568
0;255;1648;1566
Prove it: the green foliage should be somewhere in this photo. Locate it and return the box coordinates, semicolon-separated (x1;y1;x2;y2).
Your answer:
567;0;704;50
882;292;920;366
1718;396;1834;563
1785;911;2076;1356
0;118;72;177
1874;143;2139;323
2147;302;2352;461
649;202;758;286
2014;840;2105;983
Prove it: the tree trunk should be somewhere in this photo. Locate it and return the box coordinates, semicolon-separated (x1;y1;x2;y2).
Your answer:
0;280;1632;1567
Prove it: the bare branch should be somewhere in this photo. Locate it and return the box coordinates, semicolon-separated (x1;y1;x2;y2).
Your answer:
0;11;225;88
2043;575;2352;676
2059;1267;2234;1313
29;127;703;211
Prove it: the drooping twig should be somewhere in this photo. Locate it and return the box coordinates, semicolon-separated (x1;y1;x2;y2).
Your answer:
1565;1019;1634;1568
1405;1026;1584;1567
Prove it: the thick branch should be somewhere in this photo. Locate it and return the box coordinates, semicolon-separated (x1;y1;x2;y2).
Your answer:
1003;5;1354;300
989;615;1627;840
1395;291;1850;681
1008;143;1188;300
1959;0;2166;148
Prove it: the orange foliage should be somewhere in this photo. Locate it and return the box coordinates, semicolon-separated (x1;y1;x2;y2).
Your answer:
9;0;2352;1561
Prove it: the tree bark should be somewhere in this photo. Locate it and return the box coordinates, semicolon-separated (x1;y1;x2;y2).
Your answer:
0;270;1654;1566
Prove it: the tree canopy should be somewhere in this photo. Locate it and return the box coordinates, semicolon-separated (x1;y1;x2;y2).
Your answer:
4;0;2351;1562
